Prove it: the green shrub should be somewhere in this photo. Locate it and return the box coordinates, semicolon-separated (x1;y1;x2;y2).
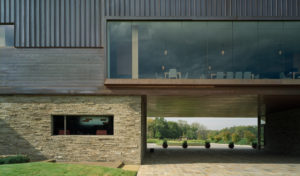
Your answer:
162;139;168;149
182;140;188;149
252;142;258;149
205;141;211;149
0;155;30;165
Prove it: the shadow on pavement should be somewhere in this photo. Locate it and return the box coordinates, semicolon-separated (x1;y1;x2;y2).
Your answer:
143;148;300;165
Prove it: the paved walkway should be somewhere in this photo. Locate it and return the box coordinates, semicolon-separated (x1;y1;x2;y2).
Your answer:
138;144;300;176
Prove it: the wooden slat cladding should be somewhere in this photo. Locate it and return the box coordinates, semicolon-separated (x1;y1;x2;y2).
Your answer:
0;0;14;23
104;0;300;17
147;95;258;117
1;0;103;47
0;48;105;88
1;0;300;48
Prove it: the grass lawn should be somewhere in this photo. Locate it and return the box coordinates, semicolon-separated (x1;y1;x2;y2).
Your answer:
0;162;137;176
147;139;205;146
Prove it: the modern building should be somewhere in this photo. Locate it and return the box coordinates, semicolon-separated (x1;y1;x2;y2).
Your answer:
1;0;300;164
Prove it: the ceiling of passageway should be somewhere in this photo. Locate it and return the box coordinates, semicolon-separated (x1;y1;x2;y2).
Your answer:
147;95;258;117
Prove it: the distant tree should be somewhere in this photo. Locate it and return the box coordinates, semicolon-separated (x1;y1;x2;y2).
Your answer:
215;135;222;142
220;131;231;142
244;130;256;144
155;131;161;139
167;121;182;139
207;131;217;141
191;122;208;140
231;132;240;143
153;117;169;139
186;129;196;139
177;120;189;137
147;118;258;145
147;118;155;138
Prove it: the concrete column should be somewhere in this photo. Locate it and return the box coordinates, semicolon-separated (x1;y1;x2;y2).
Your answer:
257;95;262;150
265;109;300;155
141;95;147;163
132;25;139;79
264;95;300;155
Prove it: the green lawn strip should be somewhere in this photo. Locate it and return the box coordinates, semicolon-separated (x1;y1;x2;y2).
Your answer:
0;162;136;176
147;138;252;146
147;139;205;146
167;143;204;146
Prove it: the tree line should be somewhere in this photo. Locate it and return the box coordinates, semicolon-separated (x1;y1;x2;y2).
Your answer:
147;117;258;145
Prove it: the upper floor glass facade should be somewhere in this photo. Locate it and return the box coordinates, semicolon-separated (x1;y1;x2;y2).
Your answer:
0;25;14;48
108;21;300;80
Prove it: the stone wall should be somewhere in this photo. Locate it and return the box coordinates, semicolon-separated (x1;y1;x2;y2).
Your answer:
265;108;300;155
0;95;143;164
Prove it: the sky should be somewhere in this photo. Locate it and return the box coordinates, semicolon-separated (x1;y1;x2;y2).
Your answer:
165;117;257;130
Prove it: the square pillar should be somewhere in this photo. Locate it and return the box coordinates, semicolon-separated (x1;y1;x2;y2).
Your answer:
132;25;139;79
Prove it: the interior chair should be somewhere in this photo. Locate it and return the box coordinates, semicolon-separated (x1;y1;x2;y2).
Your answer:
226;72;234;79
168;69;178;79
244;72;252;79
184;72;189;79
200;74;207;79
58;130;70;135
216;72;225;79
279;72;286;79
235;72;243;79
96;130;107;135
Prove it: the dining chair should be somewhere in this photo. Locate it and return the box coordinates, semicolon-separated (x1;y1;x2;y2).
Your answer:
216;72;225;79
235;72;243;79
279;72;286;79
226;72;234;79
168;69;178;79
244;72;252;79
184;72;189;79
200;74;207;79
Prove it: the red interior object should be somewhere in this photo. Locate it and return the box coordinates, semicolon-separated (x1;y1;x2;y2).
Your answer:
96;130;107;135
58;130;70;135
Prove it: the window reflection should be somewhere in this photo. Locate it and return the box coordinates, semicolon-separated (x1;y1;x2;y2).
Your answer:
108;21;300;80
0;25;14;47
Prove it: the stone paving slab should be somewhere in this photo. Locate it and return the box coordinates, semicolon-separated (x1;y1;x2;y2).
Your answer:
138;163;300;176
122;165;140;171
138;146;300;176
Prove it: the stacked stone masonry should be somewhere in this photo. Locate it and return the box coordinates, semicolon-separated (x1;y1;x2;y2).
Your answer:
0;95;143;164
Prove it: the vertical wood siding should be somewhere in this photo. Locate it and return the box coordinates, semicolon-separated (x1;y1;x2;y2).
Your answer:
104;0;300;17
0;0;14;23
1;0;300;47
1;0;103;47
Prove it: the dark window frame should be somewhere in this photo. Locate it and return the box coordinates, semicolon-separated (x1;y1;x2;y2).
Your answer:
51;115;114;136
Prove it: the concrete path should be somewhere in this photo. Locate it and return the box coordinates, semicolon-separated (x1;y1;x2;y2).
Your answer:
147;143;252;149
138;145;300;176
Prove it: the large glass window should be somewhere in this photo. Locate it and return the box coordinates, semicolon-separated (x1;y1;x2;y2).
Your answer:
52;115;114;135
108;21;300;80
0;25;14;47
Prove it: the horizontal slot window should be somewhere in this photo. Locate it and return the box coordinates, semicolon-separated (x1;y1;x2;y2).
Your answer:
108;21;300;80
52;115;114;135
